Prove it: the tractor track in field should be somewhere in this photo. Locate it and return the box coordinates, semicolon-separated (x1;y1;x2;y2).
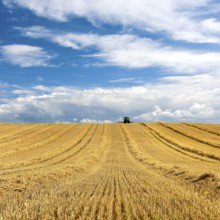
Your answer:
0;125;31;137
140;123;218;163
0;125;75;158
160;122;220;149
0;124;97;174
183;122;220;136
0;124;30;136
0;124;45;146
143;123;220;162
120;124;220;198
0;123;109;176
0;125;77;163
50;123;105;166
135;123;215;162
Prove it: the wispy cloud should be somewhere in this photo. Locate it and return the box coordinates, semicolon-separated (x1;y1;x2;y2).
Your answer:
18;26;220;73
36;76;44;82
4;0;220;43
109;78;137;83
0;44;54;67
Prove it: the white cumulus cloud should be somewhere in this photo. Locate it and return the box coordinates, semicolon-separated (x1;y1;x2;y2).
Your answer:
134;103;214;122
0;74;220;123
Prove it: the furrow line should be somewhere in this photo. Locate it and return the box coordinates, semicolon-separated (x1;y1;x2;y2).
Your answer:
0;124;44;145
113;124;150;219
160;122;220;149
142;123;220;162
119;124;220;219
140;123;216;163
136;123;207;161
0;125;75;158
121;124;220;198
183;122;220;136
0;124;29;138
50;124;101;166
0;124;95;174
53;125;110;219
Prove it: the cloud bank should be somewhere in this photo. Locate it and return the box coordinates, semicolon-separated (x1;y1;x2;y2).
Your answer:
1;74;220;123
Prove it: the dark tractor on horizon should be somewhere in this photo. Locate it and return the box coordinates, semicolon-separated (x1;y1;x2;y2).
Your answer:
123;117;131;123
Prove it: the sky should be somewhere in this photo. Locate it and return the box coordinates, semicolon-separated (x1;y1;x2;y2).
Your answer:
1;0;220;123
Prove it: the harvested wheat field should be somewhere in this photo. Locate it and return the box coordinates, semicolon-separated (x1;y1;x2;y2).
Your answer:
0;122;220;219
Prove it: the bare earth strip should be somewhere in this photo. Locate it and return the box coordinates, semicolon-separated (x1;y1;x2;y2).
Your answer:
0;123;219;219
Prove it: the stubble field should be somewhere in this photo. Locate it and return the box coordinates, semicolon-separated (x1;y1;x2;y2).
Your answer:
0;122;220;219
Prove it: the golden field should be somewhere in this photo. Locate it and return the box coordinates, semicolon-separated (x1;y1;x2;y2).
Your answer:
0;122;220;219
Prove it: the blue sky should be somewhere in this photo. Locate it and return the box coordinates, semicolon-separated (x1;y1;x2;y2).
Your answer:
1;0;220;123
